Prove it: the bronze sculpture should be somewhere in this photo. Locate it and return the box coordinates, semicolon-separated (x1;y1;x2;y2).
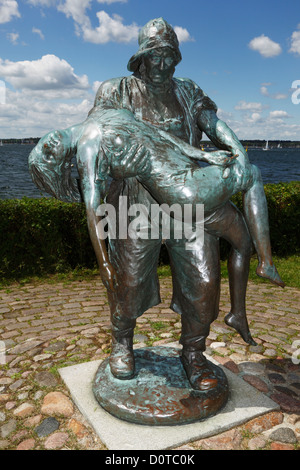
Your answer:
29;18;284;421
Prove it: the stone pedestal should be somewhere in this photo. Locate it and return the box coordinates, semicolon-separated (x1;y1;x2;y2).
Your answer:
93;346;229;426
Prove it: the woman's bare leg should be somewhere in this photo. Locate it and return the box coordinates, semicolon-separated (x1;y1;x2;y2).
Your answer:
243;165;285;287
214;203;257;345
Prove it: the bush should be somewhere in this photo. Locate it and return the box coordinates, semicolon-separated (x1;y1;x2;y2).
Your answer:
0;182;299;280
227;181;300;257
0;197;96;280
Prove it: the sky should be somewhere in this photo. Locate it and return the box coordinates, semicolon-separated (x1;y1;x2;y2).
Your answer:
0;0;300;140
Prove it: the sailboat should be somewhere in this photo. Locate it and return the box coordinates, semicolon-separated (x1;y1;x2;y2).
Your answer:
263;140;269;151
0;140;3;146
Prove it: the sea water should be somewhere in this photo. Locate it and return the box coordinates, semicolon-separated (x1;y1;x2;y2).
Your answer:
0;144;299;200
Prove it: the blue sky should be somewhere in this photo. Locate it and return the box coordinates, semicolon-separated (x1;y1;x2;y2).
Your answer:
0;0;300;140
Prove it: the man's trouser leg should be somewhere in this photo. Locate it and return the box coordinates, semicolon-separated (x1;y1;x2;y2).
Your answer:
166;230;221;390
109;316;137;379
107;234;162;379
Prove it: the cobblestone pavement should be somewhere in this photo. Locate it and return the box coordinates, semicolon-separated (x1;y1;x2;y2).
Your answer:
0;276;299;450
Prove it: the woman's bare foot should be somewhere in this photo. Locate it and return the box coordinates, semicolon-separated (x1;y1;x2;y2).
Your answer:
256;262;285;288
225;312;257;346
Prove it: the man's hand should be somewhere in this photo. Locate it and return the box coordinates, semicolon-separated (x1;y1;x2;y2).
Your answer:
100;262;118;292
109;144;151;179
204;150;238;167
231;147;248;167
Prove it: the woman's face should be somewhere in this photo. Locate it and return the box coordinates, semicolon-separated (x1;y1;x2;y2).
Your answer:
142;47;176;85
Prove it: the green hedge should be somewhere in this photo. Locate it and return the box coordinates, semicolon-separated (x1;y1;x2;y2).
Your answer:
0;182;299;280
0;197;95;280
228;181;300;257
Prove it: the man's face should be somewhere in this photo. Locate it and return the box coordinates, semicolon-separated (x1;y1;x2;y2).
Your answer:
142;47;176;85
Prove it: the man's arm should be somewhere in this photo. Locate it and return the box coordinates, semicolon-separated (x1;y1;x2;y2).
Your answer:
197;108;248;167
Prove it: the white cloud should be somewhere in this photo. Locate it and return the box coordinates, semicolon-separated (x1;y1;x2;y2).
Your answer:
216;108;233;122
32;27;45;40
230;99;296;139
92;80;103;93
221;109;300;141
260;86;269;96
260;83;288;100
29;0;192;45
0;54;90;91
174;26;193;43
235;100;264;112
97;0;128;3
0;87;93;137
273;93;288;100
6;31;19;44
0;53;96;137
248;34;282;57
289;26;300;55
57;0;91;27
269;110;290;119
57;0;139;43
0;0;20;24
249;112;262;123
26;0;58;6
82;11;139;44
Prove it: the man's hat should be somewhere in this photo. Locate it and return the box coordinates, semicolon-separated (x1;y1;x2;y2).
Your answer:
127;18;182;72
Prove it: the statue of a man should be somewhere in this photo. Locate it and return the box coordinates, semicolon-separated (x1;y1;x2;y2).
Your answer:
87;18;269;391
29;18;284;393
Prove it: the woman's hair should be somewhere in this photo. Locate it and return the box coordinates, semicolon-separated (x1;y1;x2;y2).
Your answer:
29;142;82;203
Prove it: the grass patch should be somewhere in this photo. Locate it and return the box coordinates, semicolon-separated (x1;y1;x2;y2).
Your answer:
159;255;300;289
0;256;299;289
221;255;300;289
150;321;168;331
0;266;100;289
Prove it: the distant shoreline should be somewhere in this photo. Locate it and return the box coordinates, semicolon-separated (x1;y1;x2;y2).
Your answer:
0;138;300;149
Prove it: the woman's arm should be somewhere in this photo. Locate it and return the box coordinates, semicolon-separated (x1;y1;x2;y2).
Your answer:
76;127;117;292
85;195;117;293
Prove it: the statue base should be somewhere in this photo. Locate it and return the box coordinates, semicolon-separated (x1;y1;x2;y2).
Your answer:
93;346;229;426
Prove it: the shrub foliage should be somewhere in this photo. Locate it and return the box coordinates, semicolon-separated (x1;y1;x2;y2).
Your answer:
0;182;299;280
0;197;95;279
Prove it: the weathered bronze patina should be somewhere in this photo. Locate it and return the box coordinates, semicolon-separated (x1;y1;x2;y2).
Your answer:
29;18;284;425
93;347;229;426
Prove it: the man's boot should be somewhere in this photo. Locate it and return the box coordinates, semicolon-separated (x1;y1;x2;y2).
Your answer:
180;315;218;391
181;348;218;391
109;318;136;380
